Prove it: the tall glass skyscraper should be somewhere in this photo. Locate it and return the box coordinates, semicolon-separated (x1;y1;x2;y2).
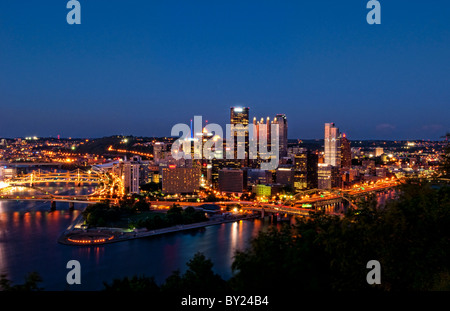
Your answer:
230;107;249;161
251;114;286;163
324;122;341;167
252;116;272;161
274;114;288;158
230;107;249;126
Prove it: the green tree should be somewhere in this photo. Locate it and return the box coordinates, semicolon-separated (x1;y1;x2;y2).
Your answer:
0;272;43;291
376;180;450;290
230;180;450;291
134;198;150;212
119;196;135;210
103;275;159;291
182;206;207;224
161;253;228;292
166;204;183;225
103;253;228;292
182;206;196;224
160;270;184;292
230;222;332;292
152;214;167;229
82;202;122;227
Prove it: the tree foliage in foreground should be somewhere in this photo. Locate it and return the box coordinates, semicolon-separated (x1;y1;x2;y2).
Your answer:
104;252;228;292
231;180;450;291
104;180;450;291
0;272;43;291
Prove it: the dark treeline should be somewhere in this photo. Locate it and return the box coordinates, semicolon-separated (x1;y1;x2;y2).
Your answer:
82;200;207;229
0;272;43;291
134;205;208;230
101;179;450;292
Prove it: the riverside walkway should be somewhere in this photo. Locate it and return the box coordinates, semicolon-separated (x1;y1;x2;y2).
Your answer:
58;214;258;246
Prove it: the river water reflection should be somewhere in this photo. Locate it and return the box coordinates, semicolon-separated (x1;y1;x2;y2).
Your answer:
0;185;272;290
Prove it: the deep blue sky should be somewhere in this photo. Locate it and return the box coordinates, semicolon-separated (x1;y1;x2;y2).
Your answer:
0;1;449;140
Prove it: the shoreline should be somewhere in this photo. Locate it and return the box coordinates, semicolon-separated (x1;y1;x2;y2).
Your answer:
58;214;259;246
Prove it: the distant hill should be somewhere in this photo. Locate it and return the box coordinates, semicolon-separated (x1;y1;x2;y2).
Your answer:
74;135;157;156
75;136;125;154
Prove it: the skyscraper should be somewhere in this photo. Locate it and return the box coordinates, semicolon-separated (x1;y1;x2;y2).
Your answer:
294;152;308;190
340;133;352;169
306;151;319;189
230;107;249;126
276;167;294;188
324;123;341;168
252;114;286;164
317;163;332;189
153;142;164;162
293;150;318;191
230;107;249;162
273;114;288;158
123;160;140;194
253;116;272;161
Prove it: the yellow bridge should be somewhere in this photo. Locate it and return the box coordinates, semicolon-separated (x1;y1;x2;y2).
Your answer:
7;168;103;186
0;168;124;207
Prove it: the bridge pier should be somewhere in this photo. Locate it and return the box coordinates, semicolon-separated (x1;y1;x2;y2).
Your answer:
69;202;74;211
271;213;277;223
50;201;56;211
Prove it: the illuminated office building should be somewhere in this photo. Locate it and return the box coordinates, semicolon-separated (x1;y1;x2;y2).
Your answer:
273;114;288;158
230;107;250;163
294;150;318;191
162;166;201;194
340;133;352;169
324;123;341;167
218;168;245;193
123;160;140;194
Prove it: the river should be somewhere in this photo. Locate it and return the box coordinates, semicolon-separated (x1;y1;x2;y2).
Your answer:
0;185;272;290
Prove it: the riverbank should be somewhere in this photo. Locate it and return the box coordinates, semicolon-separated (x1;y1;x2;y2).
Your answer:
58;214;259;246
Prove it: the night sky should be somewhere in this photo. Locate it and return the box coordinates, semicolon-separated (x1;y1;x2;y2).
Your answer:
0;1;449;140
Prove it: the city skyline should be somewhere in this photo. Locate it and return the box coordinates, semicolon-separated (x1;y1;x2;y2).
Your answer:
2;1;450;298
1;1;449;140
0;104;448;142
